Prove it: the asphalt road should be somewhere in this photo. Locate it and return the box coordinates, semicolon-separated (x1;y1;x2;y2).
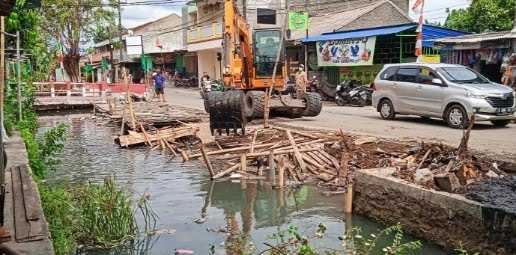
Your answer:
165;86;516;161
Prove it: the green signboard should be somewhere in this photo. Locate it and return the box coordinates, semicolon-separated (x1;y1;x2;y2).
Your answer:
140;54;153;72
288;11;308;31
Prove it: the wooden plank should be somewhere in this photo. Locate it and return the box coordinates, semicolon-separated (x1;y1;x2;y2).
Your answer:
218;147;320;160
318;150;341;170
213;163;240;179
118;126;198;147
189;141;280;159
139;122;153;146
286;130;306;172
200;145;215;178
250;129;259;153
268;151;276;183
11;166;43;242
272;126;319;139
276;156;286;188
240;153;247;172
18;165;39;221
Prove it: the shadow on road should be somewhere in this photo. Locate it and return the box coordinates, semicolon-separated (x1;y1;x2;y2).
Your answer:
365;115;512;130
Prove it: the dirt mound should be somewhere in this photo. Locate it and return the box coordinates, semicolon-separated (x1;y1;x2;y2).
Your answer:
466;176;516;214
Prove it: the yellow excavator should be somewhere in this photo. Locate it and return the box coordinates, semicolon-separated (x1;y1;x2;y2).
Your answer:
205;0;322;134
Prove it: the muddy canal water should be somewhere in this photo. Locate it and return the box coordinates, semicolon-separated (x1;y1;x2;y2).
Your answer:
39;113;445;255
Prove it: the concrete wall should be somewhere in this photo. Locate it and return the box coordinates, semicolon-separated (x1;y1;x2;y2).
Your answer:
197;49;222;82
353;168;516;254
341;2;411;31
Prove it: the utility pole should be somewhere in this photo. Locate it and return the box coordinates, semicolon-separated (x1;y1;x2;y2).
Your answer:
117;0;124;82
16;31;21;121
0;16;5;226
304;0;308;73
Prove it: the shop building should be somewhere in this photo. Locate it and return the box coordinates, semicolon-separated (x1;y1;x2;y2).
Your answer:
435;31;516;83
183;0;288;84
300;23;466;85
285;0;411;82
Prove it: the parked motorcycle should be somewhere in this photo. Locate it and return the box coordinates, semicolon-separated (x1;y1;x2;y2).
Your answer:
335;80;373;107
201;80;225;113
200;80;224;99
174;76;198;88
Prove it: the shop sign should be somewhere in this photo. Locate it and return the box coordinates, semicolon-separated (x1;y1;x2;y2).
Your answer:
316;37;376;67
421;55;441;64
288;11;309;31
454;43;481;50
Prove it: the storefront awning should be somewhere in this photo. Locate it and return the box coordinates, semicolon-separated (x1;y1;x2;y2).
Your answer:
302;24;416;42
302;23;467;48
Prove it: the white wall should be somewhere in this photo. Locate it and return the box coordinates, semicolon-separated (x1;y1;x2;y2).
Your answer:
143;30;184;54
197;49;222;83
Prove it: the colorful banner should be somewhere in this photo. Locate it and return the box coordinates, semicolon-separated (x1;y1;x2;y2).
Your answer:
421;55;440;64
288;11;309;31
317;37;376;67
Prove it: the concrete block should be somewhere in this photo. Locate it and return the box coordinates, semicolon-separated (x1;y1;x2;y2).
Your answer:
434;173;461;193
414;168;433;184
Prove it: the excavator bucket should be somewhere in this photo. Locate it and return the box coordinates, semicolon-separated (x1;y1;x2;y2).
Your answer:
206;90;247;135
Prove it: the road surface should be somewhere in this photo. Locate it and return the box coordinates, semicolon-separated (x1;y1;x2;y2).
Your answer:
165;87;516;161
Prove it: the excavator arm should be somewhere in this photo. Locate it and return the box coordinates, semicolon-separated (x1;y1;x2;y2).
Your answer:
223;0;254;89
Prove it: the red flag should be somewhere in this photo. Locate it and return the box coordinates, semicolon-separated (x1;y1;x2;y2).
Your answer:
155;37;163;49
414;0;425;59
412;0;423;11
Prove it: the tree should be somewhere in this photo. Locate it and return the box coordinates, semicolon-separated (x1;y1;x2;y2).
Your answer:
444;0;515;32
40;0;117;81
7;0;50;80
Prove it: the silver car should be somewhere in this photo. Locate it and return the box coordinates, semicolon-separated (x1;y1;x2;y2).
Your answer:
372;63;515;128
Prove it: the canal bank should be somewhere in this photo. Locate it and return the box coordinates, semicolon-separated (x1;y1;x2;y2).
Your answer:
2;133;53;254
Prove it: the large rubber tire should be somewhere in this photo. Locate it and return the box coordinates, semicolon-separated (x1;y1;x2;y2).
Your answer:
244;90;265;119
445;104;470;129
378;99;395;120
491;120;511;127
302;92;323;117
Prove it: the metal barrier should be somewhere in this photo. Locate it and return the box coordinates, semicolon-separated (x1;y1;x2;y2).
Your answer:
33;82;148;97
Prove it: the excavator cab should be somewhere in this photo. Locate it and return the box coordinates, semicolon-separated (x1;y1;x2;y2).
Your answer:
253;29;283;78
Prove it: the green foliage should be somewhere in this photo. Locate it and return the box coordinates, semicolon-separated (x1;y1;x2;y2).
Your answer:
40;178;156;254
444;0;515;32
75;178;137;248
7;0;54;80
40;0;118;80
261;223;422;255
39;184;78;255
346;223;422;255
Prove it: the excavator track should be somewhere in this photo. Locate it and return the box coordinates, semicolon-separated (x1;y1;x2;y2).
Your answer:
206;90;247;135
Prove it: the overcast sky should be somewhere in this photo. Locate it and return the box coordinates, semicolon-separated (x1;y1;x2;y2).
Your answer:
121;0;473;28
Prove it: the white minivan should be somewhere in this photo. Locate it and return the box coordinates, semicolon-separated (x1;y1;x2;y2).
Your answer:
372;63;515;128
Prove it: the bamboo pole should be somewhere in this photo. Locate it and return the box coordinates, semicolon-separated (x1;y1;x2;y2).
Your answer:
286;130;306;172
240;153;247;172
200;145;215;178
263;0;289;128
344;184;353;214
213;163;240;179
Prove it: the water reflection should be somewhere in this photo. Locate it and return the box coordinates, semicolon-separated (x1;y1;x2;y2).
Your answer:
38;113;445;255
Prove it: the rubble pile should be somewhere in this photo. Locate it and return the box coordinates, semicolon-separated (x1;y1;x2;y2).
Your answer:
98;100;507;194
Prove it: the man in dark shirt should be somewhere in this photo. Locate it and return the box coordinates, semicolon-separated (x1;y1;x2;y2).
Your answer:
153;70;166;103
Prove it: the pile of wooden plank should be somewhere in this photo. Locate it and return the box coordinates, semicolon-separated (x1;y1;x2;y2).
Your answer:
96;99;205;129
185;126;352;189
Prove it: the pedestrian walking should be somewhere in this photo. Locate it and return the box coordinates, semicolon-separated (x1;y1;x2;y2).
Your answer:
295;64;308;98
153;70;166;103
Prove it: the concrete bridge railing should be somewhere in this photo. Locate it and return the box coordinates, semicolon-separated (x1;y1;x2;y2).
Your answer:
33;82;149;98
